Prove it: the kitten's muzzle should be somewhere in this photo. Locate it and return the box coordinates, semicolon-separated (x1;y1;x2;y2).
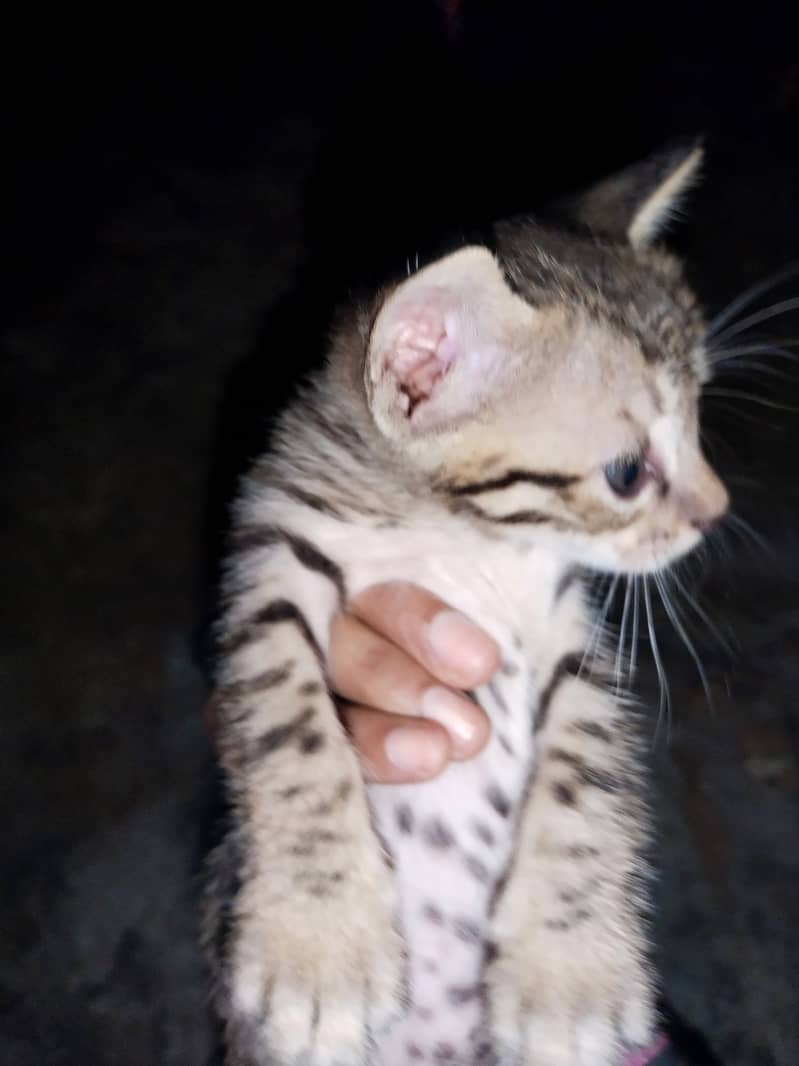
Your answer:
685;458;729;535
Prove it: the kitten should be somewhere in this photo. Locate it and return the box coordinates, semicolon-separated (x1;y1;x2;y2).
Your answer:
203;142;728;1066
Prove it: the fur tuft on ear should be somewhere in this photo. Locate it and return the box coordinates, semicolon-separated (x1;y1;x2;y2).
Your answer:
559;139;704;248
365;246;535;441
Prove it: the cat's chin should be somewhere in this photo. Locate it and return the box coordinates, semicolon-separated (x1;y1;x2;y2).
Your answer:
577;529;705;576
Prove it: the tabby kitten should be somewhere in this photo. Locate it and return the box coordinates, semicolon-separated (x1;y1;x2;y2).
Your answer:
203;142;728;1066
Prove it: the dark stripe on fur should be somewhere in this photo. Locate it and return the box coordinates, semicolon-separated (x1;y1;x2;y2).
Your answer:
534;652;583;733
549;747;624;793
277;483;344;518
232;527;345;602
250;707;315;759
572;719;613;743
224;599;324;667
218;659;294;702
444;468;579;496
486;679;509;714
491;508;553;525
554;565;583;603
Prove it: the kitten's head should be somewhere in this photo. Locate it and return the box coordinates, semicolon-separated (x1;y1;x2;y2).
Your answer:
362;141;728;575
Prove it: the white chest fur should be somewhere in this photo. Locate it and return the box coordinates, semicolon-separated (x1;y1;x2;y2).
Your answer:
324;528;587;1064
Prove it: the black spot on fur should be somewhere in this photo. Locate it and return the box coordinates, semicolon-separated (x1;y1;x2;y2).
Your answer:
567;844;600;859
298;680;323;697
406;1044;423;1061
487;679;508;714
464;854;491;883
299;731;325;754
552;781;577;806
545;907;592;932
472;821;496;847
423;818;454;849
335;779;353;802
497;733;514;756
453;917;482;943
447;984;480;1005
434;1041;456;1061
485;784;511;818
396;804;414;834
422;903;444;925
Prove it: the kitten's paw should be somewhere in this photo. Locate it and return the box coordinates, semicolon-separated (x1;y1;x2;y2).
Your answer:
487;955;655;1066
228;922;405;1066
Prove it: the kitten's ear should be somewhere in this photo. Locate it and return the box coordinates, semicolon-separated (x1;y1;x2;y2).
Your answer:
563;140;704;248
365;246;532;440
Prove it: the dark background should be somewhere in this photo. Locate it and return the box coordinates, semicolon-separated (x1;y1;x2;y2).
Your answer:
3;3;798;1064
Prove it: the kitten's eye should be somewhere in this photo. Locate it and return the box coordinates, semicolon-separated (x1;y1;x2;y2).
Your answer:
604;455;648;498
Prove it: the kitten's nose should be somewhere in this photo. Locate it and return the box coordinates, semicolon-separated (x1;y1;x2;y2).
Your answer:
691;511;724;534
687;459;729;534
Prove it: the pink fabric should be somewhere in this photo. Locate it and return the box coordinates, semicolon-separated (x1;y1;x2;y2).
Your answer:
623;1033;670;1065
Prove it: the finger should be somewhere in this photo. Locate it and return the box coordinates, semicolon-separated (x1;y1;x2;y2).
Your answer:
329;612;489;758
348;582;501;689
339;703;452;783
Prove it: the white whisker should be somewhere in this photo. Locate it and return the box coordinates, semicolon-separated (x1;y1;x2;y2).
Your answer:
644;576;671;746
614;577;632;694
580;575;618;679
667;567;737;655
708;339;799;369
654;571;713;711
711;296;799;346
706;262;799;337
630;575;640;681
702;397;777;424
724;511;776;561
703;386;799;413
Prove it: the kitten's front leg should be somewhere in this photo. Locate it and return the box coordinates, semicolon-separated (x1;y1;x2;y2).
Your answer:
486;670;656;1066
206;529;404;1066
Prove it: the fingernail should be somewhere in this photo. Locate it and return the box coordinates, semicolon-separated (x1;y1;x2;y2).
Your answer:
424;610;497;677
385;727;448;776
420;686;482;756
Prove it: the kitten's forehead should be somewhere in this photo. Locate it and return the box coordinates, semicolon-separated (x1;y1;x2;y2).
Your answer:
495;218;707;381
497;313;692;472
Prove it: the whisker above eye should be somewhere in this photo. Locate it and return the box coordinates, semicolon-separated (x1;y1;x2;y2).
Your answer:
709;295;799;347
706;260;799;338
723;511;778;564
707;338;799;368
702;386;799;414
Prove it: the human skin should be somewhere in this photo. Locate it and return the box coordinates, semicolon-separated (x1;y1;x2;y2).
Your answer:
205;582;499;781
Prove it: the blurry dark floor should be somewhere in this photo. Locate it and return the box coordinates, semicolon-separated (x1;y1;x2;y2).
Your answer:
3;6;799;1065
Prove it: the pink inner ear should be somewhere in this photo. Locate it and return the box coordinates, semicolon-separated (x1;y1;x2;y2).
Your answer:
385;304;460;411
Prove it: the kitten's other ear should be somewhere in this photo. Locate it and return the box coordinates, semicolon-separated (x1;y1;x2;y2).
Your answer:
365;246;533;441
562;140;704;248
